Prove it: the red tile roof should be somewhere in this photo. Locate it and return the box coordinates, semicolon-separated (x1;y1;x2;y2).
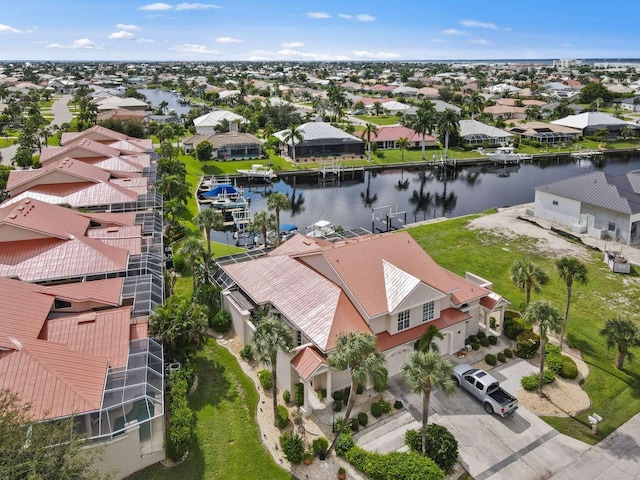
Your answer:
291;346;327;380
40;139;122;165
60;125;128;145
377;308;471;351
6;157;110;193
130;322;149;340
43;277;124;306
367;126;435;143
0;278;52;350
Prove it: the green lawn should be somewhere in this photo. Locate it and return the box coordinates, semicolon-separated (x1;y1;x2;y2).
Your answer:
0;138;15;148
408;213;640;444
126;339;291;480
354;114;400;126
197;155;292;175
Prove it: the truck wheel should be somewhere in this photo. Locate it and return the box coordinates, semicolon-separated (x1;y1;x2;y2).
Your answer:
452;375;461;386
484;403;494;414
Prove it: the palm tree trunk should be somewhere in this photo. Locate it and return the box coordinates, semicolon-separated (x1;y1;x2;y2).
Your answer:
560;284;572;348
205;230;212;256
275;209;281;244
326;378;356;457
526;287;531;307
368;140;372;162
421;134;426;160
271;361;278;426
444;130;450;160
422;384;431;456
538;336;546;397
617;345;625;369
191;260;197;293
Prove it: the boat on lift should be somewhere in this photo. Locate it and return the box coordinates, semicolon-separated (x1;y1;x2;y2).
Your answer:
236;164;276;181
485;146;522;164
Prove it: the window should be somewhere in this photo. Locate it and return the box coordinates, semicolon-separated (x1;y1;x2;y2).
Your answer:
297;330;302;347
397;310;410;331
552;200;558;206
422;302;435;322
609;222;616;231
54;299;72;309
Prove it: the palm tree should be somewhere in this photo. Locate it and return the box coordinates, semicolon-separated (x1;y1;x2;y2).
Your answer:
361;122;379;162
252;318;294;426
267;192;291;244
193;209;224;256
178;238;205;292
599;317;640;369
282;123;304;163
525;105;542;122
326;332;386;457
523;300;562;397
397;137;410;162
412;100;438;161
511;258;549;307
465;92;485;120
417;324;444;353
248;210;277;247
436;109;460;161
401;351;456;455
372;102;383;116
555;257;588;348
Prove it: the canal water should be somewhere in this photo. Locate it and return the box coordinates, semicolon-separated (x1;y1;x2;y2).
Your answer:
209;153;640;245
137;88;193;116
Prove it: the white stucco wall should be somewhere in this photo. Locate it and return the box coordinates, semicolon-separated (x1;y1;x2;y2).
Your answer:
221;291;253;345
581;203;631;243
534;191;582;227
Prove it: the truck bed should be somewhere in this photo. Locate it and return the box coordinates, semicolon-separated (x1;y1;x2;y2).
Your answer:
488;387;516;405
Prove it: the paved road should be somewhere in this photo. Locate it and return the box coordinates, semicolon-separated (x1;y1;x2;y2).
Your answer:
384;360;590;480
0;94;72;166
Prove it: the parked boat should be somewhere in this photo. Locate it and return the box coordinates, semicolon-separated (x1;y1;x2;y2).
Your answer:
237;164;276;181
306;220;335;238
199;183;249;210
485;146;522;164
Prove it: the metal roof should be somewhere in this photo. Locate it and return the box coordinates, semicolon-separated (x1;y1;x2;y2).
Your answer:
459;119;513;139
275;122;364;145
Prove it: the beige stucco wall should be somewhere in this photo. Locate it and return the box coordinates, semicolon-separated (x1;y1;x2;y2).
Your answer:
222;291;253;345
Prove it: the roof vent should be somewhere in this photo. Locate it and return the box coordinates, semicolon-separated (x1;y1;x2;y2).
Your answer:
24;199;31;204
106;227;119;232
9;214;17;219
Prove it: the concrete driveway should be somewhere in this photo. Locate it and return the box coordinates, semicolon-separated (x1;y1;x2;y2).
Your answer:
383;359;589;480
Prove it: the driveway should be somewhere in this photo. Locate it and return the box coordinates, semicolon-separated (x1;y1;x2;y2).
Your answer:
383;359;589;480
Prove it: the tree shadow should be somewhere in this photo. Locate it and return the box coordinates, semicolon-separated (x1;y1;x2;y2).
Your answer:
189;355;234;411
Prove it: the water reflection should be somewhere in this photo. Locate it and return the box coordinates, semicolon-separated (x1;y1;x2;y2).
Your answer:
360;171;378;208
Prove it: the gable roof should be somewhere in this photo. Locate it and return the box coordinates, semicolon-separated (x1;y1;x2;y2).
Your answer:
535;170;640;215
60;125;128;145
193;110;247;127
291;346;327;380
384;260;421;312
0;278;52;350
551;112;632;130
459;119;514;139
41;138;122;164
366;125;433;143
274;122;363;145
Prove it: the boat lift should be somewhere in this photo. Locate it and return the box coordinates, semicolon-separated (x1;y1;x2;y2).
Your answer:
372;205;407;233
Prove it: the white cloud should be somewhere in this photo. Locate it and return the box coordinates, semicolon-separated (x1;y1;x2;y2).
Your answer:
46;38;101;49
469;39;494;46
282;41;304;48
277;48;349;60
116;23;141;31
442;28;468;35
338;14;352;19
216;36;242;43
460;20;498;30
175;3;223;10
108;31;135;40
306;12;331;19
139;2;172;10
355;14;375;22
245;49;276;61
170;43;220;55
0;24;23;33
352;50;399;59
137;38;155;43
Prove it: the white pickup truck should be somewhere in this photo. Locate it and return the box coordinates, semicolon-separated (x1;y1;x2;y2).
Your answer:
452;364;518;417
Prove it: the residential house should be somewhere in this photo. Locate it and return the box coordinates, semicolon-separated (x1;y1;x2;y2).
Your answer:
459;119;514;146
96;96;149;112
274;122;364;159
219;232;508;413
615;97;640;113
192;110;247;134
507;122;582;145
551;112;638;137
183;132;263;160
534;170;640;244
366;125;436;150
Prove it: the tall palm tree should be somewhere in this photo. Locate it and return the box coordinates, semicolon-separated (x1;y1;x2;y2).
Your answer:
397;137;410;162
401;351;456;455
412;100;438;161
361;122;379;162
267;192;291;244
555;257;588;348
178;238;205;292
252;317;295;426
326;332;386;457
193;208;224;256
465;92;485;120
523;301;562;397
282;123;304;163
511;258;549;307
436;109;460;161
248;210;277;247
417;324;444;353
599;317;640;370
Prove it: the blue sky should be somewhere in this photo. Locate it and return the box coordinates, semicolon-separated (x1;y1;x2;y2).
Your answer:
1;1;639;61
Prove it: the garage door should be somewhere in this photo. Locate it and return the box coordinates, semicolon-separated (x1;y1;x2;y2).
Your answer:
385;345;413;377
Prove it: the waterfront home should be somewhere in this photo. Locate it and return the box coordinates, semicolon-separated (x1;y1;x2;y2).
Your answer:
183;132;263;160
507;121;582;145
459;119;514;146
219;231;508;414
551;112;639;137
367;125;436;150
534;170;640;244
274;122;365;160
192;110;247;134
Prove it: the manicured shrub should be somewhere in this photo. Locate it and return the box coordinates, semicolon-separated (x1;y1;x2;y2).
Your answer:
210;309;231;332
546;347;563;375
371;398;391;418
358;412;369;427
394;400;403;410
318;388;327;400
516;331;540;359
504;309;521;320
239;345;254;361
405;424;459;474
343;387;352;400
497;352;507;363
282;390;291;404
294;382;304;407
503;348;513;359
467;335;478;344
344;445;444;480
374;368;388;392
488;335;498;345
378;398;392;414
276;404;289;429
333;400;343;412
350;417;360;432
335;433;355;457
480;337;490;347
560;355;579;379
521;371;556;391
477;331;486;339
371;401;383;418
504;317;532;340
485;354;497;366
258;369;272;391
334;416;344;432
279;432;304;464
332;389;345;401
471;342;480;351
356;383;365;395
165;400;194;461
312;436;329;456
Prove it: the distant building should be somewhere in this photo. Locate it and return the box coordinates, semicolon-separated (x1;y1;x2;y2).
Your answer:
553;59;583;69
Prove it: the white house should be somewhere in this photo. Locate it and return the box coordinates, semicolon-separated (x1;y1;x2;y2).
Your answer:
192;110;248;135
